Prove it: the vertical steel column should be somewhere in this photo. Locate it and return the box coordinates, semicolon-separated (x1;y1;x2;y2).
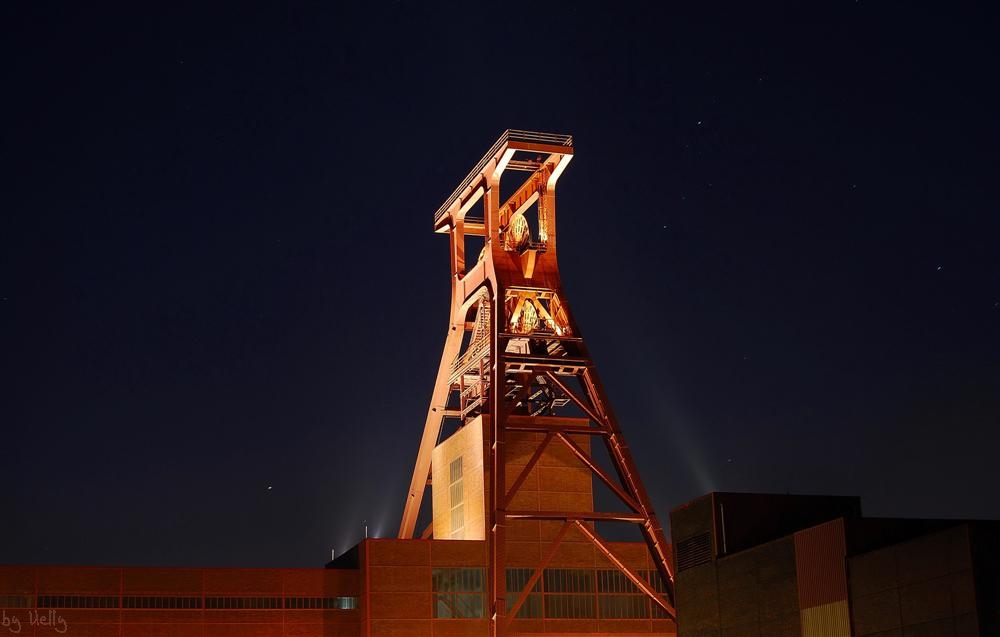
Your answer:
488;291;507;636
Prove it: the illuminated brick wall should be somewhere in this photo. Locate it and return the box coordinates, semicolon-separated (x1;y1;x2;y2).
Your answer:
0;565;360;637
362;538;675;636
1;542;675;637
430;415;595;552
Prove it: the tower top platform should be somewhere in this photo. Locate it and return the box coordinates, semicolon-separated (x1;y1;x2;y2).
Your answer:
433;129;573;229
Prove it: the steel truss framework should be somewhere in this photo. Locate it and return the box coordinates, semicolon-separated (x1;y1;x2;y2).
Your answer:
399;130;675;635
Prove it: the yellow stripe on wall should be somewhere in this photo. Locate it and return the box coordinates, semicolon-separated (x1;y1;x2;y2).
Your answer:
801;599;850;637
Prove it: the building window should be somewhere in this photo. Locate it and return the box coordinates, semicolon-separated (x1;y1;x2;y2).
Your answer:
427;567;668;621
205;597;281;610
28;595;357;612
640;569;672;619
302;597;351;610
122;596;202;609
0;595;32;608
449;458;465;539
432;568;484;618
202;597;355;610
37;596;119;609
543;569;595;618
597;570;648;619
505;568;542;618
329;596;358;610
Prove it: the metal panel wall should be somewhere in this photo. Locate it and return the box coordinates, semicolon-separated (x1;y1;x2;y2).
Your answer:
800;600;850;637
794;518;848;609
794;518;849;637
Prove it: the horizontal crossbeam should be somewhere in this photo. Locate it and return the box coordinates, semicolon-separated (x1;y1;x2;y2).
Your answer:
506;510;647;523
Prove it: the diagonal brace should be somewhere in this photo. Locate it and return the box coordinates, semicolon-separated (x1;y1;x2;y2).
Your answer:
503;432;554;509
554;432;642;513
504;520;571;626
542;371;607;426
571;520;676;619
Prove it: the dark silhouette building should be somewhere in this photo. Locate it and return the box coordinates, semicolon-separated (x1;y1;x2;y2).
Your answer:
670;492;999;637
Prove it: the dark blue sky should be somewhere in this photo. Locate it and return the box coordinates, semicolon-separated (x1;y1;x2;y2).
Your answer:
3;2;998;567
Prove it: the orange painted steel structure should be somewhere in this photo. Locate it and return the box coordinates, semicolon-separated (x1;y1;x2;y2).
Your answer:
398;130;676;635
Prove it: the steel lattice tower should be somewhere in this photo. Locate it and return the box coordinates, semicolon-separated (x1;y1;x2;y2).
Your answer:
399;130;675;635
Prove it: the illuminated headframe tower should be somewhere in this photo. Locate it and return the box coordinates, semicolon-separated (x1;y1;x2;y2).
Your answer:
399;130;675;634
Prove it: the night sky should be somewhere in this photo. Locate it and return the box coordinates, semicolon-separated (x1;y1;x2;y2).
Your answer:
3;3;998;568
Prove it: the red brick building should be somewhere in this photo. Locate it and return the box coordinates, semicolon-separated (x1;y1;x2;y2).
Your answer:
0;535;672;637
0;564;359;636
0;426;677;637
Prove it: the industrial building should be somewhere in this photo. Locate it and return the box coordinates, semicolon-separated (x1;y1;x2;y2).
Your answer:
670;492;999;637
3;492;997;636
0;565;360;636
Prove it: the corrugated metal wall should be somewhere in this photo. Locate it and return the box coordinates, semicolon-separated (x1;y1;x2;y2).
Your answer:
801;600;851;636
794;518;850;637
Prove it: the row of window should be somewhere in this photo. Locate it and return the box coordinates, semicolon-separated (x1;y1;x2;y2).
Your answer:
436;568;668;594
11;596;358;610
125;597;201;609
432;567;483;593
0;595;32;608
207;597;357;610
36;596;118;609
434;592;484;619
434;590;660;620
433;568;670;620
449;457;465;540
8;568;664;620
